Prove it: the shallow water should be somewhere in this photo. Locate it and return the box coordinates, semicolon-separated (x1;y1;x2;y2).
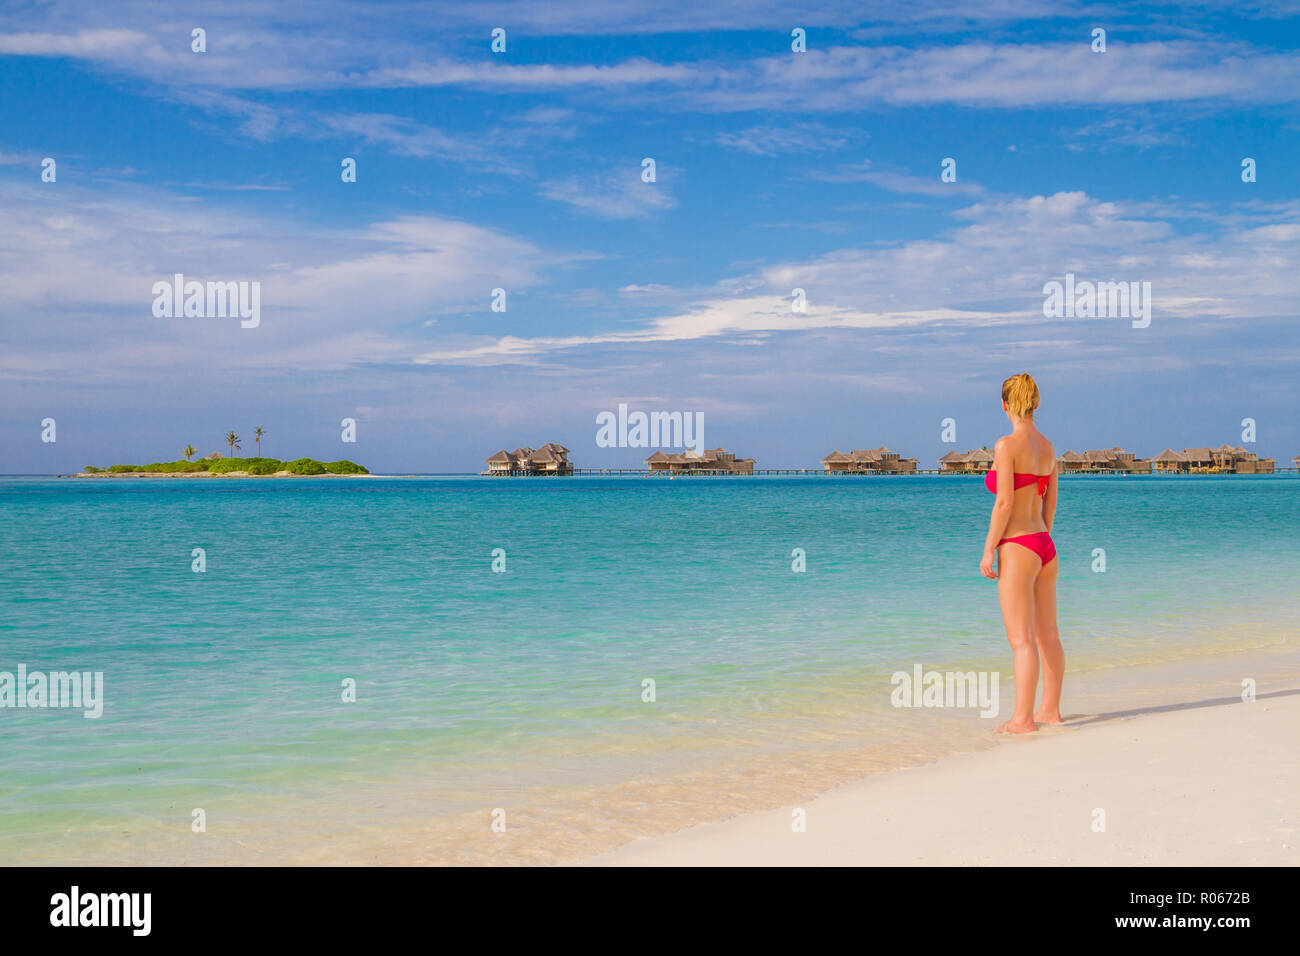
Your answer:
1;474;1296;863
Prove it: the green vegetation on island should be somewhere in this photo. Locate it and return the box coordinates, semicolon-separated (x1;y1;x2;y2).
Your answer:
76;426;369;476
80;457;368;476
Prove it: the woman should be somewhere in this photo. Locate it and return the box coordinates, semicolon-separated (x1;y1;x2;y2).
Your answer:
979;373;1064;734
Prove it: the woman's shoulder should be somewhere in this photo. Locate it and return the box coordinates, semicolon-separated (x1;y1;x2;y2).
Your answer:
1039;435;1057;470
992;434;1018;467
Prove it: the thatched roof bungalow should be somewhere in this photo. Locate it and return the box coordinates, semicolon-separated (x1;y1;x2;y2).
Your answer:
821;446;918;473
938;448;994;474
1213;444;1274;473
939;449;968;473
1060;447;1151;473
1151;449;1187;473
1152;445;1273;474
1057;450;1088;471
486;443;573;475
646;447;754;474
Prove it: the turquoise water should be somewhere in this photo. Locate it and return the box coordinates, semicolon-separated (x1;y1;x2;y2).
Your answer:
1;474;1297;861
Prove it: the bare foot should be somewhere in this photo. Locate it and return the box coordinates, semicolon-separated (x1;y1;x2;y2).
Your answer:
997;718;1037;734
1034;709;1064;724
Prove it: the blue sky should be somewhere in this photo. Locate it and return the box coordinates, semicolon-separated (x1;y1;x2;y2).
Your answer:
2;0;1298;472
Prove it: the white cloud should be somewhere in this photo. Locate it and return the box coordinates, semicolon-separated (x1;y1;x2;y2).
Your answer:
619;283;676;295
318;112;486;161
675;42;1300;112
716;123;849;155
4;7;1299;112
414;190;1300;364
540;165;678;218
808;159;985;196
0;181;562;377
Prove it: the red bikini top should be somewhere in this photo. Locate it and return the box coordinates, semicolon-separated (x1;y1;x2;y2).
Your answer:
984;471;1051;496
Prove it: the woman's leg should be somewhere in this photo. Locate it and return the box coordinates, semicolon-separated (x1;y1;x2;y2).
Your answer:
1032;558;1064;723
996;543;1040;734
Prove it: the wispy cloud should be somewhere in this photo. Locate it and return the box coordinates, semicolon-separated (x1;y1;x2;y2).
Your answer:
809;160;985;196
677;42;1300;111
0;149;41;165
1066;112;1183;151
540;165;678;218
6;11;1300;112
318;112;491;163
716;123;849;155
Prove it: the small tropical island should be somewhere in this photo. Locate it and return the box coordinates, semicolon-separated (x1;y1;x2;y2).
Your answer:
72;428;370;478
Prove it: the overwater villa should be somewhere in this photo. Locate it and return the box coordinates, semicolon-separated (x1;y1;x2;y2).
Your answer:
1150;449;1189;473
1058;447;1151;473
938;448;995;474
645;447;755;474
485;443;574;475
1152;445;1275;474
821;447;919;474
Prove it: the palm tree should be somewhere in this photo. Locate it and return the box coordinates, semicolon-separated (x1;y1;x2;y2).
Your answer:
225;430;241;458
254;426;265;457
183;444;196;461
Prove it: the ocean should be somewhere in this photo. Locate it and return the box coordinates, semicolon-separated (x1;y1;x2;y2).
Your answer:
2;474;1296;863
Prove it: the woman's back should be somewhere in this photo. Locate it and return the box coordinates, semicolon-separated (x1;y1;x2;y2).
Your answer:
993;426;1055;534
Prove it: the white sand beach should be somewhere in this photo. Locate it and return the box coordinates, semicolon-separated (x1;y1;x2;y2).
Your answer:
583;648;1300;866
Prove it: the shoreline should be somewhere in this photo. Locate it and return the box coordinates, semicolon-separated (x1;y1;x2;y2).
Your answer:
580;642;1300;866
4;640;1295;866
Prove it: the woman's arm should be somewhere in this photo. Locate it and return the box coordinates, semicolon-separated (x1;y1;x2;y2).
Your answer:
980;438;1014;579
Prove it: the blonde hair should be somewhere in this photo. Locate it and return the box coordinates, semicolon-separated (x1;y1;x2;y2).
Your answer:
1001;373;1040;419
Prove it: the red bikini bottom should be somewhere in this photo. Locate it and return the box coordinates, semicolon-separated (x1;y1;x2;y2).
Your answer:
998;532;1056;565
